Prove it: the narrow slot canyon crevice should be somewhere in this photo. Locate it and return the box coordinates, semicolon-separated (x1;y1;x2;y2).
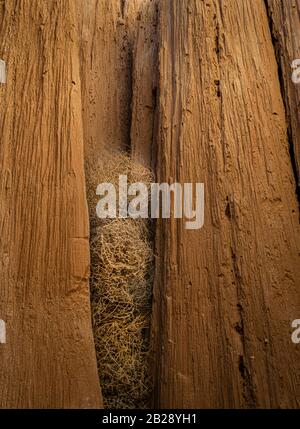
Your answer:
77;0;158;408
0;0;299;410
265;0;300;204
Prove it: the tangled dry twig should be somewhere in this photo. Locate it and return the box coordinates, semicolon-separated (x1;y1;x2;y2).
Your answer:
87;151;154;408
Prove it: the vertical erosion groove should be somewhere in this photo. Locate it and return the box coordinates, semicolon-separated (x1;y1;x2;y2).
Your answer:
77;0;158;408
265;0;300;201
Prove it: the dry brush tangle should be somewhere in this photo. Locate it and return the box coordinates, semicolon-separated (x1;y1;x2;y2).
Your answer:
87;153;154;408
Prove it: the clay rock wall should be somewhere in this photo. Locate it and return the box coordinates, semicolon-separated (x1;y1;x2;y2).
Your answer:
266;0;300;189
151;0;300;408
0;0;299;410
0;0;102;408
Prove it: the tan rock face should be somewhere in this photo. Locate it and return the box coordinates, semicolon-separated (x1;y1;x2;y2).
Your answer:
0;0;299;409
266;0;300;190
76;0;131;159
76;0;158;165
0;0;102;408
151;0;300;408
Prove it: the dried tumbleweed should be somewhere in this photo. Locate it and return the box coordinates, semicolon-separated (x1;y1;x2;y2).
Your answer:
87;151;154;408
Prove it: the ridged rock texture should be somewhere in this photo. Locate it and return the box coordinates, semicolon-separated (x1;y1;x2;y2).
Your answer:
0;0;299;409
266;0;300;190
0;0;102;408
151;0;300;408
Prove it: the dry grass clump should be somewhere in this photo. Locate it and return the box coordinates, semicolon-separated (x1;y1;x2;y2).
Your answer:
87;151;154;408
86;149;153;229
